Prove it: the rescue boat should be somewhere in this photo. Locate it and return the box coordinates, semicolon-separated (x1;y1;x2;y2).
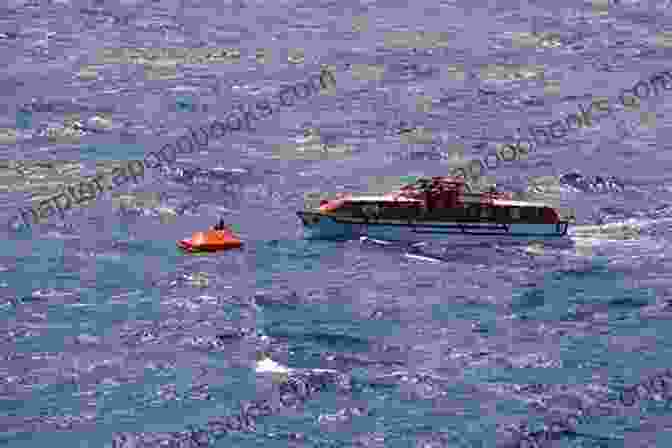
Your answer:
177;228;243;252
297;176;571;241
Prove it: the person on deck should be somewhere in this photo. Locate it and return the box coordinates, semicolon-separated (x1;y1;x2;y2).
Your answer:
213;217;226;231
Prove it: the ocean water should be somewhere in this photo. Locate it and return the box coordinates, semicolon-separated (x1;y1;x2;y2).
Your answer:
2;0;672;447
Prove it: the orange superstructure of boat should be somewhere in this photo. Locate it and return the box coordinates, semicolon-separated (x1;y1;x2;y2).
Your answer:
177;227;243;252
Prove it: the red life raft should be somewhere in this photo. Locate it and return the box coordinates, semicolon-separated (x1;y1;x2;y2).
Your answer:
177;228;243;252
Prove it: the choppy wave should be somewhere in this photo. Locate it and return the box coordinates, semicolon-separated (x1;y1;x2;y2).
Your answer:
2;0;672;447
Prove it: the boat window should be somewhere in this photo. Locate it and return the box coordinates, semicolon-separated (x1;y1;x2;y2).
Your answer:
510;207;521;220
497;207;510;220
467;205;480;218
480;206;493;218
520;207;531;219
392;204;419;220
334;202;362;216
534;207;543;218
361;203;381;218
521;207;538;220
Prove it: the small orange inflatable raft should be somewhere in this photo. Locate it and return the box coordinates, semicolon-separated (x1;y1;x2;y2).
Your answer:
177;228;243;252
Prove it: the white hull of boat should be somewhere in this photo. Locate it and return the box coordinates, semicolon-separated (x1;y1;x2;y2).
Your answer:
297;213;569;242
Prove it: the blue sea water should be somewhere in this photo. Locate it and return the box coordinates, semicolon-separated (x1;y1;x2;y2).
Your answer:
2;0;672;447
